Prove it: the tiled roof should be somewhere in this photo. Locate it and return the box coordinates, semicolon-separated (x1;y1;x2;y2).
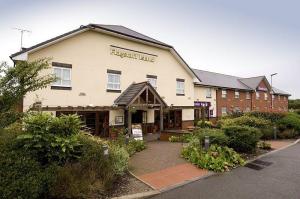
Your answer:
272;87;291;96
90;24;171;47
193;69;251;90
193;69;290;96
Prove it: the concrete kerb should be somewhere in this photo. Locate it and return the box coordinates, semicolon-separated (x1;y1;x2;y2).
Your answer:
116;139;300;199
245;138;300;164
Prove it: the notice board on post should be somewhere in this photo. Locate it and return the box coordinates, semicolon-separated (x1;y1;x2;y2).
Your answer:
132;124;143;140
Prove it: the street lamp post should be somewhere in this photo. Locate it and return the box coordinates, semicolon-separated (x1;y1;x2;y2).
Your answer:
270;73;278;110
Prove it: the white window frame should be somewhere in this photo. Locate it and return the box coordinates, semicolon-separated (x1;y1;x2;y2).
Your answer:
221;107;227;116
52;66;71;87
206;88;212;98
246;92;251;100
221;90;227;98
107;73;121;91
147;77;157;89
234;91;240;99
264;93;268;100
245;107;251;112
176;80;185;95
256;92;260;100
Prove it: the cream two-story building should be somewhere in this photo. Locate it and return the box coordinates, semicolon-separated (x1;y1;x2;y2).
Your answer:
11;24;205;137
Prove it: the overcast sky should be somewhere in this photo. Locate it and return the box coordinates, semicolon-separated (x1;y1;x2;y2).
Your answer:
0;0;299;98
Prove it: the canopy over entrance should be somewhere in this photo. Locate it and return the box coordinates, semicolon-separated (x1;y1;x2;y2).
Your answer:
114;81;167;134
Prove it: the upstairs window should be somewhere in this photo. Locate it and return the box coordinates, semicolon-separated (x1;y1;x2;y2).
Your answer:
147;75;157;89
264;93;268;100
272;94;275;100
246;92;251;99
52;62;72;88
234;91;240;99
221;90;227;98
206;88;212;98
176;79;185;95
256;92;260;100
107;70;121;91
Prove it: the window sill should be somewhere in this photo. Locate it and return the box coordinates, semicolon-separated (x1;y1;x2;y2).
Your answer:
176;93;185;96
107;89;121;93
51;86;72;90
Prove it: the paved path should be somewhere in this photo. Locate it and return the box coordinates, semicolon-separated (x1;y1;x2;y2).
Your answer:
151;142;300;199
129;141;208;189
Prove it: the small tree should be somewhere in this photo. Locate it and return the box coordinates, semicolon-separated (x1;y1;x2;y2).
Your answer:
0;58;56;128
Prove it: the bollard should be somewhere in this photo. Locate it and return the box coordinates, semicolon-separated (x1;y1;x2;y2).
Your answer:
125;134;130;145
103;144;109;158
273;126;277;140
204;136;210;150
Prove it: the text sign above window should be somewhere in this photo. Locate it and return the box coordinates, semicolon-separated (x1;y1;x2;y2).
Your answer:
194;101;211;107
110;46;156;63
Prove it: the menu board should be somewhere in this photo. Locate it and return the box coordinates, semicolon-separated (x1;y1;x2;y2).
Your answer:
132;124;143;140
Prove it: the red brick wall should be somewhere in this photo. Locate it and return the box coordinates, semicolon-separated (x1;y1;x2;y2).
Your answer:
216;89;252;117
216;79;289;116
272;95;289;112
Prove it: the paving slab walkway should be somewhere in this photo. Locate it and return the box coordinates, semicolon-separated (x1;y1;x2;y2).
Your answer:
129;141;208;190
266;139;296;150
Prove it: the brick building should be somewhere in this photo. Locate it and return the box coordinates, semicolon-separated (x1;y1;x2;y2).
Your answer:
193;69;290;119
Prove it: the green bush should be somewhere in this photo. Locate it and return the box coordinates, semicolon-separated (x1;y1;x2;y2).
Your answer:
257;141;271;150
277;113;300;133
0;129;56;199
193;128;228;146
219;115;272;129
260;127;275;140
169;135;181;142
223;125;262;153
17;113;82;165
50;133;129;198
182;144;244;172
246;111;286;123
277;129;298;139
126;139;146;156
197;120;213;128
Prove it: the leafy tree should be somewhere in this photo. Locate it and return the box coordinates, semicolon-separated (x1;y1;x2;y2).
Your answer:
289;99;300;110
0;58;55;128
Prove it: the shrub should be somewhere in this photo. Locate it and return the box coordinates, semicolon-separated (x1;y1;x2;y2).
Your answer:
223;125;262;153
50;133;129;198
219;115;272;129
182;144;244;172
0;129;56;199
260;127;275;140
257;141;271;150
126;139;146;156
246;111;286;123
277;129;298;139
169;135;181;142
17;113;82;165
277;113;300;133
193;128;228;146
197;120;213;128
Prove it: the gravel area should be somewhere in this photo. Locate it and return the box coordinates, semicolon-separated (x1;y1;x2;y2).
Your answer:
93;172;153;199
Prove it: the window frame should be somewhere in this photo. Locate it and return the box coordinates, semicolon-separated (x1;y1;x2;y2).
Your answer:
221;107;227;116
147;75;157;89
107;70;121;92
221;89;227;98
256;92;260;100
52;66;72;88
176;79;185;96
264;93;268;100
246;92;251;100
234;91;240;99
206;88;212;98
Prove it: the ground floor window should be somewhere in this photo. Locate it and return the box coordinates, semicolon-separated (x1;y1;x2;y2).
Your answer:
163;110;182;129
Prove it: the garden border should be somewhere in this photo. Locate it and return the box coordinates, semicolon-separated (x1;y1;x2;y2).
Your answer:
115;139;300;199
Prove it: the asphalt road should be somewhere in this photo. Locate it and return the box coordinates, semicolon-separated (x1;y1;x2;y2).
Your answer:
151;142;300;199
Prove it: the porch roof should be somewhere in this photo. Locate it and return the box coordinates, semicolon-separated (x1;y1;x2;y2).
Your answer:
114;81;167;107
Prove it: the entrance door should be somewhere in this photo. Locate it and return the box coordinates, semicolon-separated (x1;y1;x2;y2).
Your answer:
163;110;182;130
131;110;147;134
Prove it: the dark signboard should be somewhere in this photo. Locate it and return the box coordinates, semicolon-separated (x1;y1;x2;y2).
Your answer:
194;101;211;107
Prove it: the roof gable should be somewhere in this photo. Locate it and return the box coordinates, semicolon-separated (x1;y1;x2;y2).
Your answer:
114;82;167;107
